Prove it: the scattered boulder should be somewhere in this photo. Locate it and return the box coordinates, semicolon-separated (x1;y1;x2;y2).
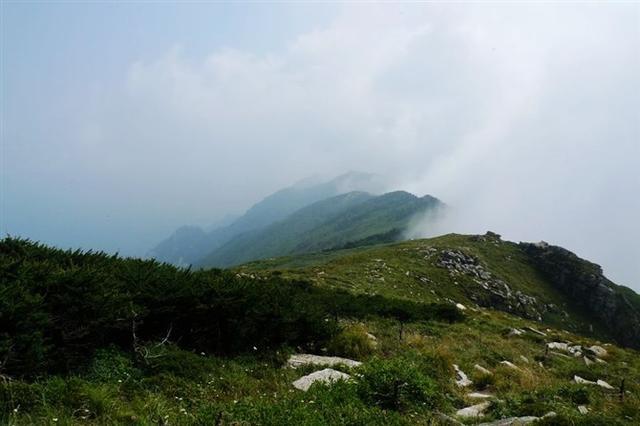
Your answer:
584;356;594;366
519;355;529;364
577;405;589;415
574;375;596;385
292;368;351;391
596;379;615;390
478;416;539;425
456;401;491;418
456;303;467;311
524;326;547;337
508;328;525;336
467;392;494;399
587;345;608;358
500;360;520;370
287;354;361;369
454;364;473;387
474;364;493;375
547;342;569;352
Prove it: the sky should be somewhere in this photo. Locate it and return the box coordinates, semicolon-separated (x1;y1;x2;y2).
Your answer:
2;2;639;289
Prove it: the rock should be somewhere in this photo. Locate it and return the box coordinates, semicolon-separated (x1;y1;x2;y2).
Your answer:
577;405;588;415
508;328;525;336
456;401;491;418
436;413;464;425
474;364;493;375
292;368;351;391
584;356;594;366
519;355;529;364
574;375;596;385
467;392;494;399
587;345;608;358
478;417;539;425
500;360;520;370
524;326;547;337
596;379;615;390
454;364;473;387
547;342;569;352
456;303;467;311
287;354;361;369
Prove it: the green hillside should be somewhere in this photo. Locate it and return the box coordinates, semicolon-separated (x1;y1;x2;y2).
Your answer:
198;191;442;268
1;236;639;425
148;172;383;266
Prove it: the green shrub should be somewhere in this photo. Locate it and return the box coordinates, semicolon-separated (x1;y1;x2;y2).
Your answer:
327;324;376;359
356;357;440;411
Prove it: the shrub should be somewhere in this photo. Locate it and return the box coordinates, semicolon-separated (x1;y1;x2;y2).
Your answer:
356;357;440;411
327;324;376;359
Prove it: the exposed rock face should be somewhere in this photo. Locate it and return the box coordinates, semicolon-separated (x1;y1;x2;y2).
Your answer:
520;242;640;349
292;368;351;391
437;249;543;320
453;364;473;387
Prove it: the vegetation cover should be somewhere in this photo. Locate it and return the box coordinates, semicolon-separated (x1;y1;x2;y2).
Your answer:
1;235;639;425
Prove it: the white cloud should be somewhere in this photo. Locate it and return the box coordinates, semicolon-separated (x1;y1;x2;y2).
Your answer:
10;3;639;286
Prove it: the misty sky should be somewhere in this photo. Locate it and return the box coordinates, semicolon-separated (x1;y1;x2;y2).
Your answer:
2;2;639;289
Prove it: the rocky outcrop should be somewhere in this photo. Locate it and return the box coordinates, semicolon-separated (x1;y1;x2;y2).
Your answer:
437;249;544;320
520;242;640;349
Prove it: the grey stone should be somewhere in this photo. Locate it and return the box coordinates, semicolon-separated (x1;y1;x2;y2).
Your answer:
292;368;351;391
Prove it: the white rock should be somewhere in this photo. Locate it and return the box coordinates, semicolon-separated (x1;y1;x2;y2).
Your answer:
508;328;524;336
467;392;494;399
478;416;539;426
588;345;608;358
597;379;615;390
525;327;547;337
454;364;473;387
287;354;361;369
456;303;467;311
574;375;596;385
584;356;594;366
577;405;588;415
519;355;529;364
292;368;351;391
547;342;568;352
500;360;520;370
474;364;493;375
456;401;491;418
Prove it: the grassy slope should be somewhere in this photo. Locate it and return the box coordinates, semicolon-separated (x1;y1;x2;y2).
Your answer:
239;233;611;339
3;235;640;425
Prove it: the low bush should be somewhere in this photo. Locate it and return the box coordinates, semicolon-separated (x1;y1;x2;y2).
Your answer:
327;324;376;359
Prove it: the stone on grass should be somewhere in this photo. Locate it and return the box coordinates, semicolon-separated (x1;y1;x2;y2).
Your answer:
547;342;568;352
524;326;547;337
456;303;467;311
519;355;529;364
287;354;361;369
454;364;473;387
500;360;520;370
467;392;494;399
474;364;493;375
587;345;608;358
292;368;351;391
574;375;596;385
577;405;588;415
508;328;525;336
456;401;491;418
597;379;615;390
584;356;594;366
478;416;539;426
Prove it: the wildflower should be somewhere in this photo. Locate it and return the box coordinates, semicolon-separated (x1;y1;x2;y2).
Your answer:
53;419;58;423
253;346;258;351
200;352;206;356
233;400;238;404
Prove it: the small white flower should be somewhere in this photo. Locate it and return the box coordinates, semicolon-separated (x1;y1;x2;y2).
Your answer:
253;346;258;351
117;379;122;383
53;419;59;423
200;352;205;356
233;400;238;404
